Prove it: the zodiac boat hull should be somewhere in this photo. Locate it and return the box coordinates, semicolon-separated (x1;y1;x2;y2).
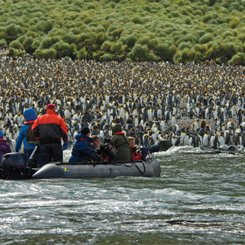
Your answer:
32;158;161;178
0;153;161;179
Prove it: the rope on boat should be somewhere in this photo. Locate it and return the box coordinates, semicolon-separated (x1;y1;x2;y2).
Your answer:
134;161;146;175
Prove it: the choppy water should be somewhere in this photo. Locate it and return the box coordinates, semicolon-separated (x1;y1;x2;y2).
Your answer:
0;148;245;245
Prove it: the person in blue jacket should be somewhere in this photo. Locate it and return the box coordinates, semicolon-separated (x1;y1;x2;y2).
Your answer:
15;108;39;162
69;127;101;163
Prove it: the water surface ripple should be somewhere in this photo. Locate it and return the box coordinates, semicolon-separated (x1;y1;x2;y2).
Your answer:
1;150;245;244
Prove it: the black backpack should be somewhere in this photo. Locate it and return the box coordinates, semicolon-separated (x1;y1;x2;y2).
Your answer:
26;123;39;144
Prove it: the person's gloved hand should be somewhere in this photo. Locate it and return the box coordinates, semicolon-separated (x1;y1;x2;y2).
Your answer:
62;142;68;151
96;155;103;163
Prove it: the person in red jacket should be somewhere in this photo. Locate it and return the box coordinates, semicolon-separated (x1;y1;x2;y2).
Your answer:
128;136;143;161
32;104;68;166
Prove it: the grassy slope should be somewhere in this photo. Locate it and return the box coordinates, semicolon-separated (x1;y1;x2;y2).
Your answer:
0;0;244;63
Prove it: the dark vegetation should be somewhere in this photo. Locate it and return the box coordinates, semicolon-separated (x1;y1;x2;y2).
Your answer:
0;0;244;64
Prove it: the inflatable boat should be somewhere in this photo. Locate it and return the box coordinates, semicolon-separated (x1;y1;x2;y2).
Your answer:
0;152;161;180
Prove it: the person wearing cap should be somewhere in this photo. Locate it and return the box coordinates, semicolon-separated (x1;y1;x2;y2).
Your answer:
32;104;68;166
15;108;39;162
111;123;131;162
69;127;101;163
0;130;11;161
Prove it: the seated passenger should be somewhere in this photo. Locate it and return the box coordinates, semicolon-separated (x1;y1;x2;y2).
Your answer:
0;130;12;161
111;124;131;162
69;127;101;163
91;135;115;162
128;136;143;161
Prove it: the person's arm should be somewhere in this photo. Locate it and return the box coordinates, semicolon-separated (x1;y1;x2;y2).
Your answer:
15;126;26;152
6;143;12;153
111;136;116;147
88;149;101;161
32;118;39;137
77;141;101;161
59;117;68;143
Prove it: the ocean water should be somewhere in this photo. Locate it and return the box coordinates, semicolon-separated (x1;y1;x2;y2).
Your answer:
0;148;245;245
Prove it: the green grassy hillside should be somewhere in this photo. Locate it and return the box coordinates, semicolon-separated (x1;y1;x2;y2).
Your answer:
0;0;244;64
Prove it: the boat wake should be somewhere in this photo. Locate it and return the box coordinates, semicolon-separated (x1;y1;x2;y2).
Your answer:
154;145;244;157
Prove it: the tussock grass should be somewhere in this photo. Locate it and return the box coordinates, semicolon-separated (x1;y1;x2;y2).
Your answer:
0;0;244;64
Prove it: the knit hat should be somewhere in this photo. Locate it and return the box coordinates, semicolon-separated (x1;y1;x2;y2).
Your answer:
46;104;56;110
23;108;37;121
81;127;90;135
0;130;4;138
112;124;122;134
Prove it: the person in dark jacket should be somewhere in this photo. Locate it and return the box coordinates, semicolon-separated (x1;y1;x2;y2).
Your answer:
111;124;131;162
69;127;101;163
15;108;38;162
91;135;115;162
0;130;11;161
32;104;68;166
